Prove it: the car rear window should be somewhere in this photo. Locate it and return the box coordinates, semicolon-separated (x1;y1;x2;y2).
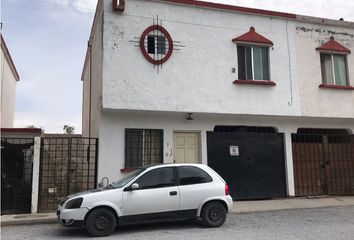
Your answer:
178;166;212;186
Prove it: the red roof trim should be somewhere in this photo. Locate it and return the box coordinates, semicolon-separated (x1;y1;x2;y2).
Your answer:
1;128;43;133
319;84;354;90
233;79;276;86
120;168;137;173
232;27;273;45
1;35;20;81
316;37;351;54
159;0;296;19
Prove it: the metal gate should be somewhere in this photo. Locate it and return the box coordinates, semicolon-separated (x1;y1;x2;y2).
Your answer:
1;138;34;214
39;137;98;211
207;127;287;200
292;130;354;196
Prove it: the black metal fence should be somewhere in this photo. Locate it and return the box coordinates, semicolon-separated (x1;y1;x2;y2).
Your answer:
1;138;34;214
292;133;354;196
38;137;98;211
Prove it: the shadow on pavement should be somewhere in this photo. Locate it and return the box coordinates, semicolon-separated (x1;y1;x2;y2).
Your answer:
55;220;203;238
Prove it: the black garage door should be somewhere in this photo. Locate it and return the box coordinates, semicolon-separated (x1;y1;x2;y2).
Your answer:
207;126;287;200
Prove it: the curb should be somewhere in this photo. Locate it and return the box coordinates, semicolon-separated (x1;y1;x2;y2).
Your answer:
1;214;58;227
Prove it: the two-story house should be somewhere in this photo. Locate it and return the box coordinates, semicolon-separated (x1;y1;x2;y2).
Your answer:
1;34;19;128
82;0;354;200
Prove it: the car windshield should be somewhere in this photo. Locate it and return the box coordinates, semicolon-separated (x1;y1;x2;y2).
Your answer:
108;168;146;189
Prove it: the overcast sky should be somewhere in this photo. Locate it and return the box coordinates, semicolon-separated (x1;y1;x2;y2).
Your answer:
2;0;354;134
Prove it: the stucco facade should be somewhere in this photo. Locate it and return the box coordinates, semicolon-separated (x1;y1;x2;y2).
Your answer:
82;0;104;138
295;21;354;118
102;0;301;116
1;35;19;128
82;0;354;197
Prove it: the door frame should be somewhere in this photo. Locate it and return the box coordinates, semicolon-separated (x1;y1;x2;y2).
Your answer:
173;131;202;164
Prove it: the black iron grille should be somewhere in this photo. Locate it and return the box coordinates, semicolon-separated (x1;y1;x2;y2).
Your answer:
1;138;34;215
38;137;98;211
292;133;354;196
125;129;163;168
214;125;277;133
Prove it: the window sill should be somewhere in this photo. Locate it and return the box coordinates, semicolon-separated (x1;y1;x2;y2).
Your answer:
120;168;137;173
233;79;276;86
319;84;354;90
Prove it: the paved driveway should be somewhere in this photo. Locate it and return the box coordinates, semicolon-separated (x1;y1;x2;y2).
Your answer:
2;206;354;240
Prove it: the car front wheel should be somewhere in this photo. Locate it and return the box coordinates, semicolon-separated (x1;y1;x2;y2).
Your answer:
86;208;116;237
201;202;226;227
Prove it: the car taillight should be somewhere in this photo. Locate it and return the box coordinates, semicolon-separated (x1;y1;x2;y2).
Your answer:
225;184;230;195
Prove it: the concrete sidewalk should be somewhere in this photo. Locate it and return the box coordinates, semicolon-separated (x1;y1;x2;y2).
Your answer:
1;196;354;226
232;196;354;213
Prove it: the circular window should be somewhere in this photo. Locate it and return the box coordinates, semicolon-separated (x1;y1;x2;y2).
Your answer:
140;25;173;65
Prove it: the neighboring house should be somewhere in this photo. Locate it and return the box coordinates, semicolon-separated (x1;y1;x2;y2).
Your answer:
0;34;20;128
1;129;99;214
1;128;42;214
82;0;354;199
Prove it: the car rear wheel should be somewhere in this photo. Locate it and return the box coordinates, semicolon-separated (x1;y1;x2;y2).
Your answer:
201;202;226;227
86;208;116;237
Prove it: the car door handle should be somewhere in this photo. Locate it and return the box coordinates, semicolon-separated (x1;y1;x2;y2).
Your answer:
170;191;177;196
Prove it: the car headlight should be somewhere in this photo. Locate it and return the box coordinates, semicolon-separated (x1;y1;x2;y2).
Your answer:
65;197;83;209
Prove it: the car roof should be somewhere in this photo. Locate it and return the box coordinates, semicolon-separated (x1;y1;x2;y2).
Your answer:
145;163;216;176
146;163;206;169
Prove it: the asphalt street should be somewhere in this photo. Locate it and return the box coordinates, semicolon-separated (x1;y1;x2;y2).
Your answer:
2;206;354;240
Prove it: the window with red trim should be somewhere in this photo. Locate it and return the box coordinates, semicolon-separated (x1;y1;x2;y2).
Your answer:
237;45;270;80
125;129;163;168
317;37;351;87
320;53;348;86
233;27;272;81
140;25;173;65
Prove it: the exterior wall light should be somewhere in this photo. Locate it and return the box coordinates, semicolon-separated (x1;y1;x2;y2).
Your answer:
186;113;194;120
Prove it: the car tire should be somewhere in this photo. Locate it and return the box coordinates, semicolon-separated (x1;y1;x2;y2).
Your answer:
201;202;226;227
86;208;116;237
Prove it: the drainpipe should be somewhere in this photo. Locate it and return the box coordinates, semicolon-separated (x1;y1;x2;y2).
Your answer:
88;41;92;139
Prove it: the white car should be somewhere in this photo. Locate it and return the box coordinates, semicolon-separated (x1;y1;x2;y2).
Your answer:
57;163;233;237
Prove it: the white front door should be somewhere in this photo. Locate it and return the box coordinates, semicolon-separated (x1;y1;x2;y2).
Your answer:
173;132;200;163
122;167;179;216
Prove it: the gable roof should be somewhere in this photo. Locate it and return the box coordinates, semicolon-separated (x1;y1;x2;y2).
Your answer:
316;36;351;54
232;27;273;45
1;34;20;81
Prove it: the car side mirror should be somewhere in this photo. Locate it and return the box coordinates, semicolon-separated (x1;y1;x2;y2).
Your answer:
131;183;139;190
123;182;140;192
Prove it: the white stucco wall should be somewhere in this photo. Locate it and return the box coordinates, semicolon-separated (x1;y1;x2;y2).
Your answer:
97;110;354;196
0;47;17;128
101;0;300;117
296;22;354;118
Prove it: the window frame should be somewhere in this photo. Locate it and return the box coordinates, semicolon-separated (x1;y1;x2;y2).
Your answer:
147;35;167;55
139;25;173;65
177;166;213;186
320;52;349;86
237;44;271;81
124;128;164;169
131;167;178;190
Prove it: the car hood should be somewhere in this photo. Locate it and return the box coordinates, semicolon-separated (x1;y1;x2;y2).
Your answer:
60;188;112;205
